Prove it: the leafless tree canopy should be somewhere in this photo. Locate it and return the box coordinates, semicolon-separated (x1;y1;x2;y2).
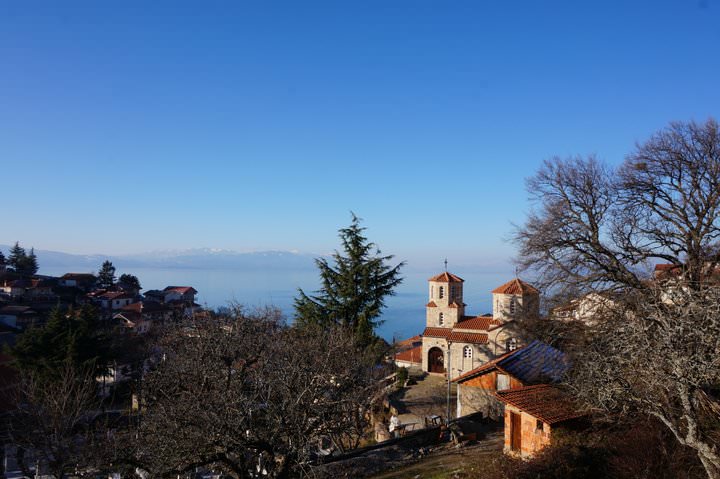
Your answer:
568;286;720;478
8;362;108;479
516;118;720;293
132;306;383;479
516;118;720;478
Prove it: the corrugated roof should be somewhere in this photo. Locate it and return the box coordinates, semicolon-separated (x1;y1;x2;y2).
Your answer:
491;278;539;295
428;272;464;283
454;340;567;384
495;384;584;425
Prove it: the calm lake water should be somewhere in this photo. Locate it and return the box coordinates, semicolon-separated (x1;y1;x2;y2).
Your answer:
40;266;513;341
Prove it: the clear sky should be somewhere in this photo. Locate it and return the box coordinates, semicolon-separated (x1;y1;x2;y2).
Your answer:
2;1;719;268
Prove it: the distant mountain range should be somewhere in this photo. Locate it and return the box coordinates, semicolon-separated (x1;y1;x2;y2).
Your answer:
0;245;320;273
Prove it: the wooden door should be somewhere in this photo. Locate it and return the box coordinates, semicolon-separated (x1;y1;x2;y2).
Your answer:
510;412;522;452
428;347;445;373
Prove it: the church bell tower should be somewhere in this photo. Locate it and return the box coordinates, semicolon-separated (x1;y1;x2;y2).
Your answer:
426;271;465;328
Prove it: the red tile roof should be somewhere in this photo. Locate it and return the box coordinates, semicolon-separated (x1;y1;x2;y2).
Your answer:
98;291;134;300
395;345;422;364
422;327;452;338
447;331;488;344
61;273;97;280
428;272;464;283
164;286;198;294
495;384;584;425
426;301;437;307
395;334;422;349
454;315;503;331
491;278;539;295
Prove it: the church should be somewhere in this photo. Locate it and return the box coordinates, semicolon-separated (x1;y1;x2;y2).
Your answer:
412;271;540;380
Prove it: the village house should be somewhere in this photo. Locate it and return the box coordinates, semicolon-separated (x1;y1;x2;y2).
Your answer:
0;305;40;330
393;335;422;369
162;286;198;303
113;300;173;334
58;273;97;290
496;384;584;458
0;279;32;299
419;272;540;380
95;290;137;310
453;340;567;418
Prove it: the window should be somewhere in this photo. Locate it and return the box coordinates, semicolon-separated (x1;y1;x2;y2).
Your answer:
463;345;472;358
496;373;510;391
536;419;544;432
431;286;434;298
439;312;444;326
439;286;444;299
509;297;516;314
506;338;518;352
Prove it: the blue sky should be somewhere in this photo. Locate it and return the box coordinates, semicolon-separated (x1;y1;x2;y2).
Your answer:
2;0;719;269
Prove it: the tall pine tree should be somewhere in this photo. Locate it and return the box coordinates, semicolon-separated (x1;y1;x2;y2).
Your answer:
97;260;116;289
11;305;110;380
8;241;26;272
294;214;404;348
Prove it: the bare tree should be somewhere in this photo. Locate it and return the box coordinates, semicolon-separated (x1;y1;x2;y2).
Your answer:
568;286;720;478
516;118;720;294
133;306;383;479
516;119;720;478
8;362;107;479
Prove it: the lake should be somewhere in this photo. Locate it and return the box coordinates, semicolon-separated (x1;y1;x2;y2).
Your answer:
40;266;514;341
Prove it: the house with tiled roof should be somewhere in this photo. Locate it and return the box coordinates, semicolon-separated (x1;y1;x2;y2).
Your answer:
453;340;568;417
163;286;198;303
113;300;173;334
419;271;540;380
496;384;584;458
59;273;97;290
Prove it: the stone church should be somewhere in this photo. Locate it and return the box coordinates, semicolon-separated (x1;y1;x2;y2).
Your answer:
420;271;539;380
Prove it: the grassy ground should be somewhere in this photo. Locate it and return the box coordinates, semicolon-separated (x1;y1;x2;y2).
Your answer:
369;432;505;479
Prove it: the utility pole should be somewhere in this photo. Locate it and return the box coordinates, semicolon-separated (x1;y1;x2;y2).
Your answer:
446;343;451;425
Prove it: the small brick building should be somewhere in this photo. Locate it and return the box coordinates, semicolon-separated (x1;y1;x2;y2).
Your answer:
496;384;583;458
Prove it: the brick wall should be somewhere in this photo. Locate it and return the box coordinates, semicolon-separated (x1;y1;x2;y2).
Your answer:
503;405;552;458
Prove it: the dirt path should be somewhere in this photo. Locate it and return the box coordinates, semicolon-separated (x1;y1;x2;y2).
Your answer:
393;370;456;429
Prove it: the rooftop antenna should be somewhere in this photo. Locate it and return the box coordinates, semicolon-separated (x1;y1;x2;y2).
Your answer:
444;258;448;272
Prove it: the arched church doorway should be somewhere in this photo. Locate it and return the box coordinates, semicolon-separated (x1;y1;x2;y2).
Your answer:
428;347;445;373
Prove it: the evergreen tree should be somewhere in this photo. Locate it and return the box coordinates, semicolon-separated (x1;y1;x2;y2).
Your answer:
8;241;26;272
118;273;141;291
294;214;404;348
6;242;38;277
11;305;110;379
97;260;116;289
0;250;6;267
22;247;39;276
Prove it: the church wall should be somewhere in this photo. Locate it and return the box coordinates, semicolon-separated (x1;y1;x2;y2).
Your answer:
421;336;448;373
492;294;539;320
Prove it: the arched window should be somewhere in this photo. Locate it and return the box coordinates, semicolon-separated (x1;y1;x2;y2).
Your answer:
506;338;518;352
439;312;444;326
463;345;472;358
439;286;444;299
509;297;516;314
